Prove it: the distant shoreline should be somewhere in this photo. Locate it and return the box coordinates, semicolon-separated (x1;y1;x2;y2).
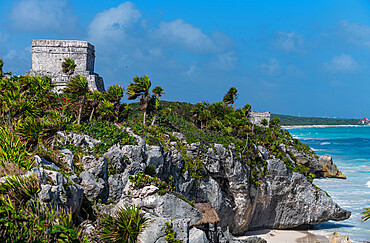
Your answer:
282;124;369;129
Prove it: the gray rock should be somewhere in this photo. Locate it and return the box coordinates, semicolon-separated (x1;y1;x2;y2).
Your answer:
108;174;124;202
234;236;267;243
257;146;269;160
104;145;127;174
80;171;107;202
247;159;351;231
58;148;74;169
82;156;107;180
34;155;60;171
141;194;202;225
146;145;164;174
38;184;55;203
83;134;101;148
137;217;167;243
66;184;84;217
172;132;185;141
43;169;65;187
189;227;209;243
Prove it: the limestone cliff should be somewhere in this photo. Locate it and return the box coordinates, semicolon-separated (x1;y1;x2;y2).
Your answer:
19;128;350;242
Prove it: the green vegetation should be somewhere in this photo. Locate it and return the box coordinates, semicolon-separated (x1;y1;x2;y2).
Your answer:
164;220;183;243
0;57;322;242
0;174;84;242
362;208;370;222
62;58;76;76
98;204;149;243
272;114;359;126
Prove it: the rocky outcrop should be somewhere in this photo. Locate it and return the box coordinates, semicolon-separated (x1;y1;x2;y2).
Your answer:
23;129;350;242
329;231;352;243
287;146;346;179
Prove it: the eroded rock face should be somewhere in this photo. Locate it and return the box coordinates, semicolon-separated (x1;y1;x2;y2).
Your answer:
287;146;346;179
25;129;350;242
247;159;350;231
329;231;352;243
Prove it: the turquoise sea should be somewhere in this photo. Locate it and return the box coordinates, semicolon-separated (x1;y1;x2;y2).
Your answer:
288;126;370;242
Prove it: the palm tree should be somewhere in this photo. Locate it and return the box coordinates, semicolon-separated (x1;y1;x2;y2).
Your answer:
104;84;125;122
63;75;88;125
0;58;12;78
362;208;370;222
223;87;238;109
87;90;103;121
62;58;76;77
126;75;151;125
150;86;165;125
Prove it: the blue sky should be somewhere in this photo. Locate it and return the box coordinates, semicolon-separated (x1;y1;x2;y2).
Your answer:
1;0;370;118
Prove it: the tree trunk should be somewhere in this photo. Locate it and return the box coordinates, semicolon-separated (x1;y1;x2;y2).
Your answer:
151;112;157;126
143;110;146;126
77;95;85;125
89;107;95;121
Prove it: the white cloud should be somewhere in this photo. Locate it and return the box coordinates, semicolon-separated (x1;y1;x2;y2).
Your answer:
88;2;142;44
8;0;78;34
339;20;370;47
210;52;238;71
272;31;304;54
153;19;232;54
324;54;360;73
260;58;281;75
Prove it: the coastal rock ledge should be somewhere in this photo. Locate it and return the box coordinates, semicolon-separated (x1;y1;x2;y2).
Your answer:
23;130;350;242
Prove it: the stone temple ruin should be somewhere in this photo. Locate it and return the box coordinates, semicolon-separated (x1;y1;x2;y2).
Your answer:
248;111;271;126
27;39;105;91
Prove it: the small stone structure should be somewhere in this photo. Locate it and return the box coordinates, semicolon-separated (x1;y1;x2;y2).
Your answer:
248;111;271;126
27;39;105;91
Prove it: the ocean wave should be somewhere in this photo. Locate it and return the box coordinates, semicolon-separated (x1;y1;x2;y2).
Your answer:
320;142;331;145
366;181;370;188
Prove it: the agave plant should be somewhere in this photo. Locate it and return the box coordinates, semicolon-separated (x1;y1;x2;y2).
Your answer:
98;204;149;243
62;58;76;76
0;126;34;171
63;75;88;125
126;76;151;125
0;174;82;242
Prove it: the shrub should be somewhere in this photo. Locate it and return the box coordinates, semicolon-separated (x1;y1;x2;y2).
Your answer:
98;204;149;243
0;174;82;242
0;126;34;172
164;220;182;243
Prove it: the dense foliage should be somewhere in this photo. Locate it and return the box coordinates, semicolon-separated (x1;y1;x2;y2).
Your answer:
272;113;359;126
0;59;321;242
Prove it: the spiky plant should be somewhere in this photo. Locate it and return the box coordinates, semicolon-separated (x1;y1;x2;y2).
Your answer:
98;204;149;243
0;126;34;172
126;76;151;125
362;208;370;222
62;58;76;76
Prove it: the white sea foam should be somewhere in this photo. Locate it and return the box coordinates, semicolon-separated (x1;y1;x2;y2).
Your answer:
366;181;370;188
320;142;331;145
